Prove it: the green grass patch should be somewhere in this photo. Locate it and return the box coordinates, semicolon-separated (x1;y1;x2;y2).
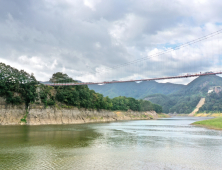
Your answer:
142;115;147;118
192;117;222;130
157;114;170;118
149;115;153;119
21;110;29;123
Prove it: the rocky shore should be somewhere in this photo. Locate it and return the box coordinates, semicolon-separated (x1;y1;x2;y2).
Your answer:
0;100;158;125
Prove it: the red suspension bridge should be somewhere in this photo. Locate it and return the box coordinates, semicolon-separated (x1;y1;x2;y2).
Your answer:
43;29;222;86
45;71;222;86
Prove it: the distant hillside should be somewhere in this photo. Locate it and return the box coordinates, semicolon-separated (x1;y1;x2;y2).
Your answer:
0;62;162;113
88;81;184;99
175;74;222;96
145;75;222;113
144;94;177;113
198;91;222;113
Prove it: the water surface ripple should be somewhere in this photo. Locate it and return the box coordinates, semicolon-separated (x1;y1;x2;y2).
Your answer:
0;117;222;170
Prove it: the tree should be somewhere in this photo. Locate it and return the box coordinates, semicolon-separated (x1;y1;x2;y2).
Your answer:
0;62;38;106
49;72;77;83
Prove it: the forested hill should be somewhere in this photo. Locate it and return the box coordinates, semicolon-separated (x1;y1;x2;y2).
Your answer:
0;62;162;113
88;81;184;99
199;91;222;113
145;75;222;113
174;74;222;96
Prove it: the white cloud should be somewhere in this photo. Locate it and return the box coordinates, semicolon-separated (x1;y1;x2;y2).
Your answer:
109;13;146;42
84;0;101;11
1;0;222;84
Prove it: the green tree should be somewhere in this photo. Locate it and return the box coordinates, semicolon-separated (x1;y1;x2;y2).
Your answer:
0;62;38;107
49;72;77;83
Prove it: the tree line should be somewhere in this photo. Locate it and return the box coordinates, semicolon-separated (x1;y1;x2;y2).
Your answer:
55;85;162;113
198;91;222;113
0;62;38;106
0;63;162;113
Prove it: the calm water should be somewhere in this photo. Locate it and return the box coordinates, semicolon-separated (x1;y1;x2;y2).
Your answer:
0;117;222;170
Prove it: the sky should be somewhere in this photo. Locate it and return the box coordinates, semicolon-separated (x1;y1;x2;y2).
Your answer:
0;0;222;84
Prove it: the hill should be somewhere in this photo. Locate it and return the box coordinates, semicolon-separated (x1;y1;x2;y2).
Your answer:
145;75;222;113
175;74;222;96
88;81;184;99
0;63;162;113
144;94;176;113
198;91;222;113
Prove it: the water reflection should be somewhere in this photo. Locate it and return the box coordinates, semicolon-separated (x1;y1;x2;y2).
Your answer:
0;124;100;148
0;117;222;170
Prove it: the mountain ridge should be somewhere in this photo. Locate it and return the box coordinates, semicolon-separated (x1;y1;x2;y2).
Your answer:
88;80;184;99
90;75;222;113
145;75;222;113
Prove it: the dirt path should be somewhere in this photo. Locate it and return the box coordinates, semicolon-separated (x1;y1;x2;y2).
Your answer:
189;98;205;116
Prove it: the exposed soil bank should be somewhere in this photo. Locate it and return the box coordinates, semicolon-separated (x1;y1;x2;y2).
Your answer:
0;103;158;125
156;113;170;118
189;98;205;116
168;113;189;117
194;113;222;117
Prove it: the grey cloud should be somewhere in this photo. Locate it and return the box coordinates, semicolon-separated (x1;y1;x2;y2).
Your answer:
0;0;222;83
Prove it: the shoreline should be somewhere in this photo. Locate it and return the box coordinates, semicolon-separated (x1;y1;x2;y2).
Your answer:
192;117;222;130
4;117;160;127
1;115;162;126
192;124;222;131
0;104;164;125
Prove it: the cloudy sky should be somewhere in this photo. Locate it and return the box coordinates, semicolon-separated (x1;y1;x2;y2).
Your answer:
0;0;222;84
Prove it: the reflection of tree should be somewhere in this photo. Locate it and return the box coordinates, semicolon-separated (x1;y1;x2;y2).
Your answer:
8;125;101;148
0;125;102;169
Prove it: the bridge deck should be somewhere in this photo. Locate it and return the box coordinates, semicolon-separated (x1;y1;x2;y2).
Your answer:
44;71;222;86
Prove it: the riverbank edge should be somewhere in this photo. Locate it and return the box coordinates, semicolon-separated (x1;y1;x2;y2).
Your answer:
0;104;164;125
192;117;222;130
194;113;222;117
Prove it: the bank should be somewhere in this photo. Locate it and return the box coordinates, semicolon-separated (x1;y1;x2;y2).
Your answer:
192;117;222;130
0;102;162;125
194;113;222;117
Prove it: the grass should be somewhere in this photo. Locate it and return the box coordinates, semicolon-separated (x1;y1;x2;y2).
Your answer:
192;117;222;130
195;113;222;117
157;113;170;118
21;109;29;123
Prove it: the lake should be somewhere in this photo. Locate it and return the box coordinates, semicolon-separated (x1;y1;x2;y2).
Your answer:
0;117;222;170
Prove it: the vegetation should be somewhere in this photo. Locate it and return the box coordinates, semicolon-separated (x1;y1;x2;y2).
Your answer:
157;113;171;118
38;85;56;107
2;61;222;115
198;91;222;113
3;61;222;115
111;97;162;113
169;94;201;113
192;117;222;130
0;62;38;107
89;80;184;99
144;93;202;113
21;109;29;123
144;75;222;113
0;64;162;113
144;94;176;113
49;72;78;83
54;84;162;112
55;85;113;110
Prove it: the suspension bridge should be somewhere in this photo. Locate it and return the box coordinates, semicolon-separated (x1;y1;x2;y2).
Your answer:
45;71;222;86
44;29;222;86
